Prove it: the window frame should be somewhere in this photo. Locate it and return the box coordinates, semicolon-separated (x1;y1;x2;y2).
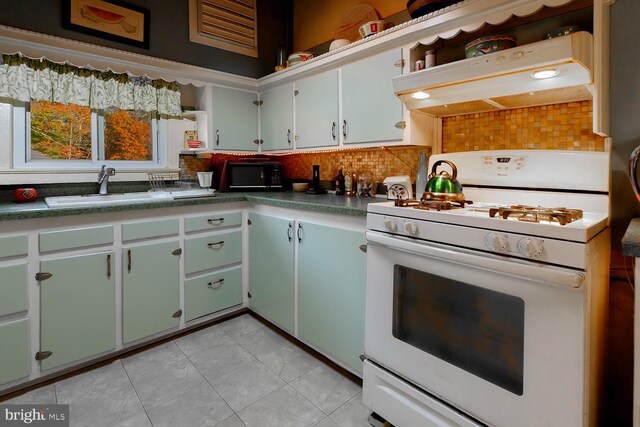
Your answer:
12;101;168;171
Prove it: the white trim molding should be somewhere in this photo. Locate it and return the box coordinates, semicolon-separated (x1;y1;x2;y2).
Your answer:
0;25;258;91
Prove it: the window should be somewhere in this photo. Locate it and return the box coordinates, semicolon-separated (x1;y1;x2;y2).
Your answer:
13;101;166;169
189;0;258;58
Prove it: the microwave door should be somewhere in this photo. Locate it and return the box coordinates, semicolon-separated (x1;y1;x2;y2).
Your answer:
230;166;265;188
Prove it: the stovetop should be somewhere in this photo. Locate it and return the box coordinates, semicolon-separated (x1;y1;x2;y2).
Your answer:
367;200;608;243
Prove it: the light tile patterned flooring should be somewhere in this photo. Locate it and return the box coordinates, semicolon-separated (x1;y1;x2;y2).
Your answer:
1;313;371;427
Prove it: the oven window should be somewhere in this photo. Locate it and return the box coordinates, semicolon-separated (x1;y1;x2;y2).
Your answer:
392;265;525;395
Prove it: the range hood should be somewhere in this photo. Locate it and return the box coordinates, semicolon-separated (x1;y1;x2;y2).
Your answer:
394;31;593;117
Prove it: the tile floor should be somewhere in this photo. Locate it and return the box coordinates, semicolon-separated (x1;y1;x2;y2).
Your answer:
1;313;372;427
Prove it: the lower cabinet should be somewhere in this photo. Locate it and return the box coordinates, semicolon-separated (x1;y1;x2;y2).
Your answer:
248;213;295;332
39;251;115;371
185;267;242;321
0;319;30;384
123;240;181;343
297;222;366;372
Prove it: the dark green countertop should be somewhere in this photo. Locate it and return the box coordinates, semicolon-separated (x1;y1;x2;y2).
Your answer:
0;191;381;221
622;218;640;257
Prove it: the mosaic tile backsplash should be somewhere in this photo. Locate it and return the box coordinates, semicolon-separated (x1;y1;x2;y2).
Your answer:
442;101;605;152
181;146;429;184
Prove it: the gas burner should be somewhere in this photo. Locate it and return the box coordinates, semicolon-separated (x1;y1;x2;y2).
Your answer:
394;194;472;211
488;205;583;225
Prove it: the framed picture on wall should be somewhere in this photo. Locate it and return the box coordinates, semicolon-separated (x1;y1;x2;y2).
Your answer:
62;0;150;49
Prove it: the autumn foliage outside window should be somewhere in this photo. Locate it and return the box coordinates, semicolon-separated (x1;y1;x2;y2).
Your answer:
103;107;153;161
30;101;91;160
30;101;153;161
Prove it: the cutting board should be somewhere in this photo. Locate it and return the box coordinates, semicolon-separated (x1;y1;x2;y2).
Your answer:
335;4;379;42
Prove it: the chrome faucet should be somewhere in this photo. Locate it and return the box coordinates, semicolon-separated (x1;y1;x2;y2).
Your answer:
97;165;116;195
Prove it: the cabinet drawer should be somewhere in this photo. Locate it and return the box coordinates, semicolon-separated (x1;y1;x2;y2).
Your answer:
40;225;113;252
0;263;28;317
185;231;242;274
185;212;242;233
0;318;30;385
0;235;28;258
122;218;179;242
185;267;242;321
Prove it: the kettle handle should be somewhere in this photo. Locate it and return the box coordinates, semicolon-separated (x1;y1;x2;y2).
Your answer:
430;160;458;180
629;146;640;201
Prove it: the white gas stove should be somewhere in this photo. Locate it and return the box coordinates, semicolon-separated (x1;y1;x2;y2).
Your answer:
362;150;610;427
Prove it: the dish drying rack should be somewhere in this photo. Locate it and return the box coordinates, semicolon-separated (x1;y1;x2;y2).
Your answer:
148;172;198;192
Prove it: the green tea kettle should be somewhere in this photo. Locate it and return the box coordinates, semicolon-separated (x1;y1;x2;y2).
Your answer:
426;160;463;194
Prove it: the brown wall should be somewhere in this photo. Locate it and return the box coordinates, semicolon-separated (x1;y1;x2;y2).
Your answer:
293;0;406;51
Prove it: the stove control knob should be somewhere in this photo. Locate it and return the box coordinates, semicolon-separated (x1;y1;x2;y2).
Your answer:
517;238;544;257
485;233;508;252
384;217;398;232
404;220;418;236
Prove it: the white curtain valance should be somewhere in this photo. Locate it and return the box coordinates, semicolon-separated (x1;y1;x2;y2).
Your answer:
0;54;181;117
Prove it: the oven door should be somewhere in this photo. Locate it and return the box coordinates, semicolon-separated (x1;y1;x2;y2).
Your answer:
364;230;587;427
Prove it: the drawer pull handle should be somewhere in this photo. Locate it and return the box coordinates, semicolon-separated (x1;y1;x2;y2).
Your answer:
208;278;225;289
207;241;225;249
287;222;293;242
297;223;303;243
207;218;225;225
107;254;112;278
127;249;132;273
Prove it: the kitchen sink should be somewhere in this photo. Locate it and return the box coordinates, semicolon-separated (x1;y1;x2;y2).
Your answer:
44;189;216;209
45;192;173;208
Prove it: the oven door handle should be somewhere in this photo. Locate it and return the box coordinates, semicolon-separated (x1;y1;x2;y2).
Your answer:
366;231;585;289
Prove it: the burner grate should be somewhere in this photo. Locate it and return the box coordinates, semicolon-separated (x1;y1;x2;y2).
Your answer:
394;193;472;211
488;205;583;225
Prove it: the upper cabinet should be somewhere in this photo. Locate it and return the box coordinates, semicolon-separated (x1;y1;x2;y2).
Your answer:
211;86;259;151
294;69;340;149
260;83;294;151
342;49;404;145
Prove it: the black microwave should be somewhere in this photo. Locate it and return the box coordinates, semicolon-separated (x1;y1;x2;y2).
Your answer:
226;161;283;191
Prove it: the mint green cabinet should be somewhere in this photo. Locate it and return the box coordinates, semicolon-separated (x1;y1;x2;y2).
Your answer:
123;241;180;343
212;86;259;151
0;235;27;258
248;213;294;332
185;231;242;274
185;267;242;321
39;251;115;371
294;69;339;149
297;222;366;372
0;319;30;384
0;263;28;317
260;83;294;151
342;49;404;144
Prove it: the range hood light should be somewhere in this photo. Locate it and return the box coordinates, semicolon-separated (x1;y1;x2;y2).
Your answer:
532;69;560;79
411;91;430;99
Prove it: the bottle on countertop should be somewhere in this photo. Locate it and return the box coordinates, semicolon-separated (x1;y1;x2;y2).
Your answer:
344;164;354;196
350;169;358;197
335;167;345;195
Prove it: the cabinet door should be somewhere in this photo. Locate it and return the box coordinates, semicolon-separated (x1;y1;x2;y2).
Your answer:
295;69;339;148
298;222;366;372
248;213;294;332
0;319;30;384
40;252;115;370
260;83;294;151
342;49;404;144
123;240;180;343
212;86;259;151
